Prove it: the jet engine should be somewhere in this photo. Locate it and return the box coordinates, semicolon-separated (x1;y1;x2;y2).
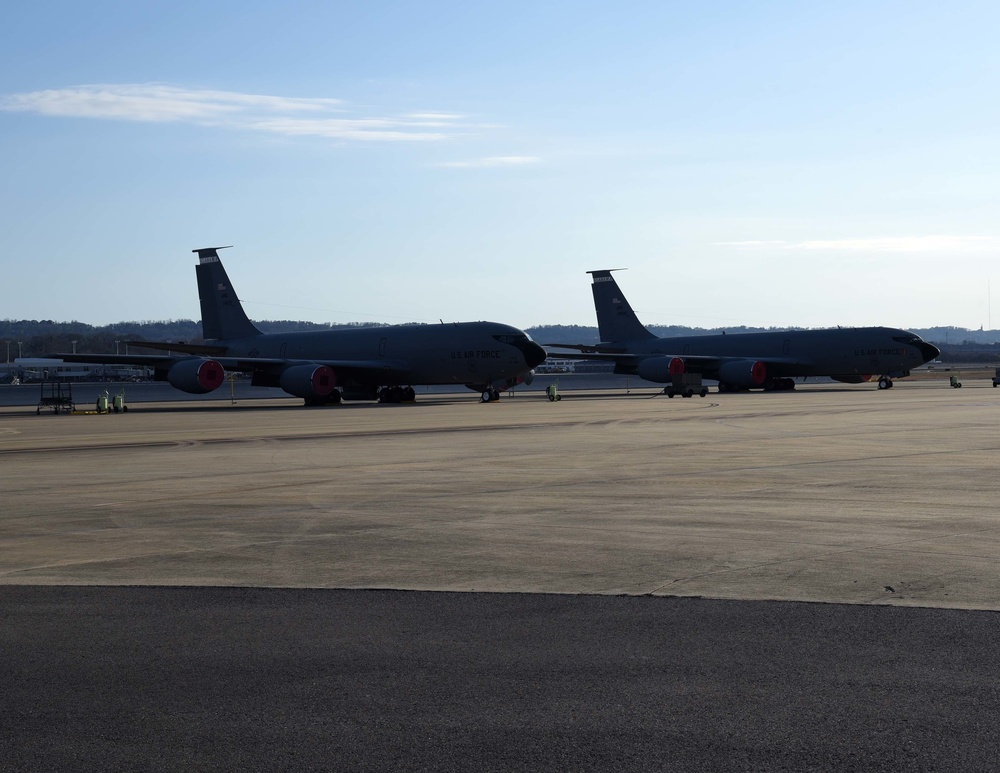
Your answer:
637;356;685;383
718;359;767;388
279;364;337;399
830;375;872;384
166;358;225;394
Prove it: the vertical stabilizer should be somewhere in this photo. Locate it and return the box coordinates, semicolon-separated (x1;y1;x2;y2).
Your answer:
194;247;262;340
588;269;656;343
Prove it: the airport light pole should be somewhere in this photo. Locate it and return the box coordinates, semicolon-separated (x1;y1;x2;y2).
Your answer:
4;341;8;363
17;341;23;359
71;340;77;354
115;340;120;355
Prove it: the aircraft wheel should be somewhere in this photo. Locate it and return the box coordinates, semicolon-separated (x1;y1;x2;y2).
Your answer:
878;378;888;390
666;391;675;398
700;388;708;397
481;390;492;403
403;386;416;402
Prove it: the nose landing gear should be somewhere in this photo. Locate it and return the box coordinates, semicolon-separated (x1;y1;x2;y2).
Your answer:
480;387;502;403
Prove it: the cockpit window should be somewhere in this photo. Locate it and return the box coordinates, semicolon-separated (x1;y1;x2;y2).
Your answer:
493;334;530;345
893;335;919;345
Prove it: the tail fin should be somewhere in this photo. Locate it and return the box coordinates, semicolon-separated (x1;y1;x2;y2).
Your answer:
588;269;656;343
194;247;262;340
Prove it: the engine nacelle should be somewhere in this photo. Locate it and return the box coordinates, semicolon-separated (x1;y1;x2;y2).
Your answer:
636;356;685;383
718;359;767;388
166;358;225;394
830;374;873;384
279;364;336;398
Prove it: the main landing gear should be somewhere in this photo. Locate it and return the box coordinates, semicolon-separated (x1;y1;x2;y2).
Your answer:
378;386;416;403
877;377;894;390
304;389;342;406
480;387;502;403
764;378;796;391
717;378;796;393
664;386;708;398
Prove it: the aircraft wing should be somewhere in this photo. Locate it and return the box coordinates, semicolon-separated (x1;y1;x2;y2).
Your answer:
542;343;628;354
52;352;414;380
222;357;414;380
544;348;721;368
49;353;184;367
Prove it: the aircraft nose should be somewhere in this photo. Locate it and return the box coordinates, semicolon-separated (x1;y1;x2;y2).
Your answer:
917;340;940;363
525;340;547;369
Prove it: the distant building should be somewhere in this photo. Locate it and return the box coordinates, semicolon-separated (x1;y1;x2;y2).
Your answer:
0;358;150;383
536;358;579;374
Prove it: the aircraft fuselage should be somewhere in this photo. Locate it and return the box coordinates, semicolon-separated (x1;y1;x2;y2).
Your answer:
624;326;934;381
216;321;543;388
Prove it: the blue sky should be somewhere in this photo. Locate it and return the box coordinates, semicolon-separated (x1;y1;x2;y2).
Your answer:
2;1;998;331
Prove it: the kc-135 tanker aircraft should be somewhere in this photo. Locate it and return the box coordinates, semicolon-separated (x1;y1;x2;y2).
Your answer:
547;269;940;393
56;247;546;405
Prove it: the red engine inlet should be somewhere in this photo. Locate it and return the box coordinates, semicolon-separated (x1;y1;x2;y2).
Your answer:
637;356;687;383
718;359;767;389
166;358;225;394
279;364;336;398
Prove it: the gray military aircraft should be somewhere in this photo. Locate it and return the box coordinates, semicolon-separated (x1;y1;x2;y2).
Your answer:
546;269;940;393
56;247;546;404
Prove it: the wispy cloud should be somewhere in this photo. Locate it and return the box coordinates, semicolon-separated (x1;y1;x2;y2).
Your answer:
0;83;464;142
440;156;541;168
715;236;1000;253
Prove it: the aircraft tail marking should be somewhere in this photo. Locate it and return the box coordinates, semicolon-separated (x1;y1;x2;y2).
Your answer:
194;247;262;340
587;269;656;344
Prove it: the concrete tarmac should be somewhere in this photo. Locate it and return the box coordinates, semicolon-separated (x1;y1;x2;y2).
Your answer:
3;380;999;608
3;380;1000;770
